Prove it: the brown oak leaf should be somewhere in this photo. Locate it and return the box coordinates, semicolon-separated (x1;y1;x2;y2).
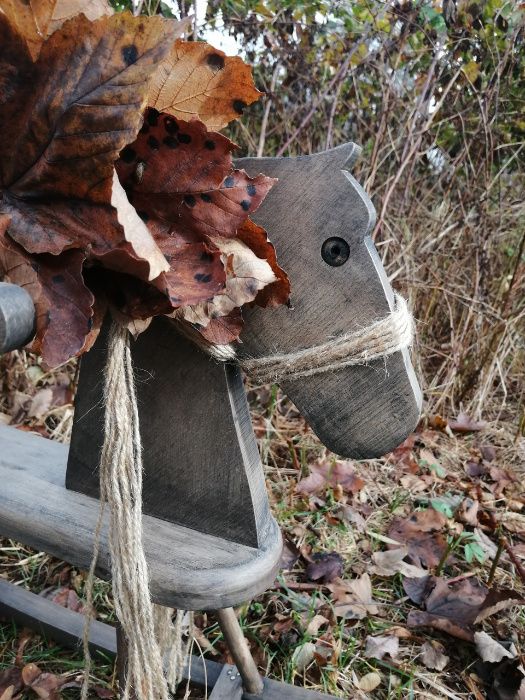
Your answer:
149;40;262;131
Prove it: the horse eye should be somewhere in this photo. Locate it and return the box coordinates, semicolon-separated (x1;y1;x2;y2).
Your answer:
321;237;350;267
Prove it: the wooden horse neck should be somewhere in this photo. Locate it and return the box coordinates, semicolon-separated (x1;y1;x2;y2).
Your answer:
66;316;270;548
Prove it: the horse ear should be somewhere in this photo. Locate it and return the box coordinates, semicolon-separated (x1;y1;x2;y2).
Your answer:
323;142;362;171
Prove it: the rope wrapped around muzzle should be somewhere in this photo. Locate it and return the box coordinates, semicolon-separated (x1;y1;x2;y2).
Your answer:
242;293;413;383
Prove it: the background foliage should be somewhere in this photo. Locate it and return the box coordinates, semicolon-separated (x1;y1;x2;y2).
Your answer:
195;0;524;427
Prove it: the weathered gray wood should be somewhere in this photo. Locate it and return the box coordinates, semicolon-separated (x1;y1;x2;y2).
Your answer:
0;579;337;698
209;665;244;699
0;424;282;610
0;282;35;353
216;608;263;696
236;144;422;459
67;317;270;548
0;578;114;656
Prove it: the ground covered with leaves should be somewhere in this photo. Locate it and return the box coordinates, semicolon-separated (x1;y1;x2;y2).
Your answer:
0;351;524;699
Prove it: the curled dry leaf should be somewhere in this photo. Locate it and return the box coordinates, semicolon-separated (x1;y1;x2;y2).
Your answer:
116;108;287;340
364;635;399;661
296;459;365;497
149;40;262;131
356;671;382;692
449;412;487;433
305;551;344;584
327;573;378;620
419;640;449;671
388;508;448;569
292;642;316;672
370;546;428;578
475;631;514;664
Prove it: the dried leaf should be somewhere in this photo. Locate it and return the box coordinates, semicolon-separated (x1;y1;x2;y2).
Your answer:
306;552;344;584
370;547;428;578
0;13;182;364
449;412;487;433
28;388;53;419
328;573;378;620
407;576;488;641
388;508;448;568
305;614;330;636
0;0;113;60
237;219;290;307
364;635;399;661
292;642;316;672
0;230;94;368
0;668;22;696
475;632;514;664
357;671;382;692
419;640;449;670
149;40;262;131
296;460;365;496
475;588;525;623
499;511;525;534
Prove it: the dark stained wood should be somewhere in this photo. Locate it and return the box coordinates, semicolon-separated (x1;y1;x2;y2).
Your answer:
0;425;282;610
0;578;115;657
236;144;422;459
67;317;270;549
0;282;35;353
0;579;338;699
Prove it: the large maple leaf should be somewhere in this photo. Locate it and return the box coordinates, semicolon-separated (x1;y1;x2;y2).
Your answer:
0;10;184;366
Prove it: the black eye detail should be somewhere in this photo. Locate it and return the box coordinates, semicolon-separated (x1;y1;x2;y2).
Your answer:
321;237;350;266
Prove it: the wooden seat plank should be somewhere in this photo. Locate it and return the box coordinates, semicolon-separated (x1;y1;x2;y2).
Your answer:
0;425;282;610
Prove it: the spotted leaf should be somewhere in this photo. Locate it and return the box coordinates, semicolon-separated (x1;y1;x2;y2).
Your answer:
149;40;262;131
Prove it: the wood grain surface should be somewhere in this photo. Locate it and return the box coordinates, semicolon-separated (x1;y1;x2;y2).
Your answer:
0;425;282;610
236;144;422;458
67;317;272;548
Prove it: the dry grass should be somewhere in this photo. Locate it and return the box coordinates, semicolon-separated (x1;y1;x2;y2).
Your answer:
0;349;524;698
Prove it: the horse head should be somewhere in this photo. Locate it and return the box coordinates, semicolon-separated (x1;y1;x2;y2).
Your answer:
236;143;422;458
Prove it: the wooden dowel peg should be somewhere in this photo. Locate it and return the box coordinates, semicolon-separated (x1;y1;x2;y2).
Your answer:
0;282;35;353
216;607;264;698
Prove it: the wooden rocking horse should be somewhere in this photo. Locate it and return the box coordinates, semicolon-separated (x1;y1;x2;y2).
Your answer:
0;143;421;699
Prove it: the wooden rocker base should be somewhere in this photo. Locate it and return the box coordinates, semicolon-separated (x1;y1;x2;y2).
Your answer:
0;425;282;610
0;578;338;699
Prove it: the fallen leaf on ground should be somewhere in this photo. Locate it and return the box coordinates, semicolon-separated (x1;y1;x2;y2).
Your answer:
356;671;382;692
305;614;330;636
475;631;514;663
407;576;488;641
296;460;365;496
0;668;22;696
370;546;428;578
364;635;399;660
499;510;525;534
306;552;344;583
328;573;379;620
388;508;448;568
449;412;487;433
419;640;449;670
292;642;316;672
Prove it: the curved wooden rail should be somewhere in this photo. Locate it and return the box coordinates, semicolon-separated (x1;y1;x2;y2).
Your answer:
0;282;35;353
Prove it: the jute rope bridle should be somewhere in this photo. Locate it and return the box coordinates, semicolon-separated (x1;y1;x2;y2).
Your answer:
82;293;413;699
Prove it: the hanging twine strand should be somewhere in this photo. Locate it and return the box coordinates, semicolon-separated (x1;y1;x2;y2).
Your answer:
98;322;171;699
